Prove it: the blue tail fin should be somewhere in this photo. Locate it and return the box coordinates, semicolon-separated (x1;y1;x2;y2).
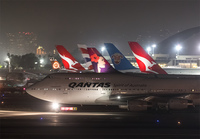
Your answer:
104;43;137;70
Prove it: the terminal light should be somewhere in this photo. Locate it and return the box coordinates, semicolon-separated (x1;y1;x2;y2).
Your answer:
176;44;182;51
101;46;105;52
101;46;106;55
152;44;156;48
146;47;151;55
40;59;44;64
152;44;156;56
117;96;121;99
175;44;182;59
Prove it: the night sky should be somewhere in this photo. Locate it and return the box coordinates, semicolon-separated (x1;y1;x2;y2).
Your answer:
0;0;200;56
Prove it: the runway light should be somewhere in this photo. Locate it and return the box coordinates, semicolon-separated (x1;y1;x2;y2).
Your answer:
52;103;59;109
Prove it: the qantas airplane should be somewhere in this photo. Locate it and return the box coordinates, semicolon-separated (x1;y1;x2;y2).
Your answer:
128;42;167;74
56;45;86;72
129;42;200;75
57;45;117;73
26;71;200;111
26;47;200;111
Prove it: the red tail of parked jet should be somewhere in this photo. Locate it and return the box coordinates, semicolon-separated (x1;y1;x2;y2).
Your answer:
56;45;86;72
128;42;167;74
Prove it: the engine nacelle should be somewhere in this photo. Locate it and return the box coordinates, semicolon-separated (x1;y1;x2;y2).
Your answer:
128;100;152;111
168;98;193;110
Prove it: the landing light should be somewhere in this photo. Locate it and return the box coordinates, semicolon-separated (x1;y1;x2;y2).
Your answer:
52;103;59;109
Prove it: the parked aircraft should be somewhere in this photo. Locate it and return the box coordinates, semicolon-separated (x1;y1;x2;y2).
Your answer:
129;42;200;75
87;47;118;73
26;70;200;111
26;47;200;111
77;44;93;71
104;43;139;73
56;45;86;72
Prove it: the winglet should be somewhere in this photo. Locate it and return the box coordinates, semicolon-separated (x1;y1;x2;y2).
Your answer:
56;45;86;71
104;43;137;70
87;47;119;73
128;42;167;74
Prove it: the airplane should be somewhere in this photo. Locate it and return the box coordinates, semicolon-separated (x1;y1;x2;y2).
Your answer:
77;44;93;71
57;45;117;73
128;42;167;74
56;45;86;72
26;69;200;112
129;42;200;75
129;42;200;105
26;48;200;111
87;47;119;73
104;43;140;73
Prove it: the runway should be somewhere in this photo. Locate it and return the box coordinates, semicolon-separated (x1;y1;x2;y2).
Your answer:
0;93;200;138
0;110;200;139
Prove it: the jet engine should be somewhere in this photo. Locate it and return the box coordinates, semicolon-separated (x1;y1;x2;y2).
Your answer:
168;98;193;110
128;100;152;111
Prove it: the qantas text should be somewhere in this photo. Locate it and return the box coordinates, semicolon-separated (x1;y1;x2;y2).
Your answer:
69;82;111;88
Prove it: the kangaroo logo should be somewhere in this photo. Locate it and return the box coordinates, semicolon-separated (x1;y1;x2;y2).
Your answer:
58;53;79;70
111;53;123;65
133;52;158;74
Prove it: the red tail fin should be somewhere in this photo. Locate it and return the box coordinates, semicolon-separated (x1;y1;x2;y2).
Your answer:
128;42;167;74
56;45;85;71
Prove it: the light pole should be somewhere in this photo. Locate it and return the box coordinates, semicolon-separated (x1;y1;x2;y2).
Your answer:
175;44;182;58
152;44;156;56
5;57;11;72
147;47;151;55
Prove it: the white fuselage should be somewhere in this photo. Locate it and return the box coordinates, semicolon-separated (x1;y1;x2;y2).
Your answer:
26;73;200;106
120;68;200;75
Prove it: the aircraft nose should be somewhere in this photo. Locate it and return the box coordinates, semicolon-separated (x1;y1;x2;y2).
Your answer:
26;84;40;99
26;86;35;96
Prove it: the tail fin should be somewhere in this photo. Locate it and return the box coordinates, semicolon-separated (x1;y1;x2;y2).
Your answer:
56;45;86;71
104;43;137;70
49;57;61;70
87;48;119;73
77;44;93;70
128;42;167;74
